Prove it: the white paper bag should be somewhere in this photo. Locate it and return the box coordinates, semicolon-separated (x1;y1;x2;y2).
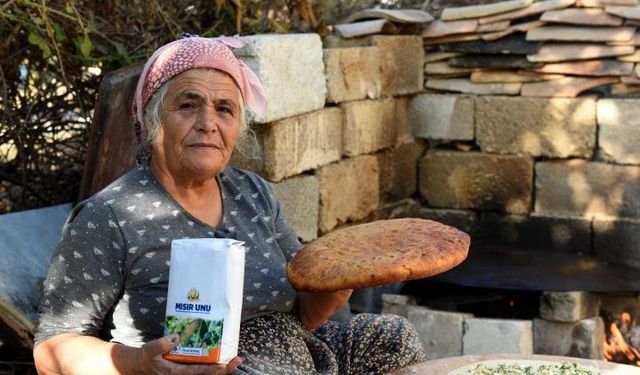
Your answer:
163;238;245;364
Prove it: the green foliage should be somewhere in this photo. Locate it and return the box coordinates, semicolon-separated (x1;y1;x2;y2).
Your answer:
0;0;323;213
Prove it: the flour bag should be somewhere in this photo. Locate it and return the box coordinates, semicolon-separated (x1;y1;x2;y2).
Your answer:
163;238;245;364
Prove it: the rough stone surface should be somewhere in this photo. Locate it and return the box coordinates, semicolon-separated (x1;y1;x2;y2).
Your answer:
421;19;478;38
376;142;426;202
441;0;533;21
395;97;414;146
478;0;575;24
533;317;605;359
535;160;640;219
0;203;72;323
520;76;619;98
474;213;592;253
426;78;522;95
237;34;326;123
341;99;398;157
527;43;635;62
371;36;424;97
323;47;381;103
417;208;478;235
594;217;640;268
598;99;640;164
381;293;417;317
463;318;533;355
260;108;343;181
532;59;634;76
539;292;601;322
318;156;380;233
540;8;625;26
419;151;533;214
408;306;473;360
271;174;320;242
375;199;422;221
476;96;596;158
526;26;636;42
408;94;474;141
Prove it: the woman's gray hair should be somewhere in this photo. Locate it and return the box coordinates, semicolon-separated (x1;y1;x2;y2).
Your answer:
138;71;257;159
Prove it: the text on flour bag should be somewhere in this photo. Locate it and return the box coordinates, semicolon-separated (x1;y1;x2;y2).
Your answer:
163;238;245;364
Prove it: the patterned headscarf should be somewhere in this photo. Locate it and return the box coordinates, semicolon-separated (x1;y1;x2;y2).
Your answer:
131;35;267;144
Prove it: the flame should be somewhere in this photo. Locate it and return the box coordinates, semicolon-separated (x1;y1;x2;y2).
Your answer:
603;312;640;366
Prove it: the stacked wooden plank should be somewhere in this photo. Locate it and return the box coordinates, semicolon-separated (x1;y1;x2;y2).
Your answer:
422;0;640;97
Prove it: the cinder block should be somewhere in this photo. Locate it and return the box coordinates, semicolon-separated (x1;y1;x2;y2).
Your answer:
535;160;640;219
376;199;421;220
594;218;640;269
263;108;343;181
419;151;533;214
318;156;380;233
271;175;319;243
463;318;533;355
371;35;424;97
381;293;417;317
324;47;381;103
409;94;474;141
475;213;592;253
533;317;604;360
417;208;477;235
598;99;640;165
238;34;326;123
408;306;473;360
476;97;596;158
539;292;601;322
341;99;398;157
377;141;426;202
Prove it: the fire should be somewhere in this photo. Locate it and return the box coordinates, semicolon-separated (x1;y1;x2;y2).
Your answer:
603;312;640;366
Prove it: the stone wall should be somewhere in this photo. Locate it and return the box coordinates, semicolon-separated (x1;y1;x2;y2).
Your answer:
233;33;640;271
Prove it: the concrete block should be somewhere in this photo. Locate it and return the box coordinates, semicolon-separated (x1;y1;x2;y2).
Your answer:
475;213;592;253
417;208;478;235
323;35;373;49
318;156;380;233
419;151;534;214
238;34;326;123
381;293;417;317
476;96;596;158
409;94;474;141
263;108;343;181
341;99;398;157
376;199;422;220
598;98;640;164
408;306;473;360
594;217;640;269
539;292;601;322
271;175;320;243
324;47;381;103
533;317;604;359
535;160;640;219
395;96;414;146
371;35;424;97
377;141;426;202
463;318;533;355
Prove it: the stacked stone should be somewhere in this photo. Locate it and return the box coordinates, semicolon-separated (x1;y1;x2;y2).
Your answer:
422;0;640;97
381;292;604;359
231;33;426;241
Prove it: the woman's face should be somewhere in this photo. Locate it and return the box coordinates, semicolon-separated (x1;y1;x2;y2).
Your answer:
152;69;241;181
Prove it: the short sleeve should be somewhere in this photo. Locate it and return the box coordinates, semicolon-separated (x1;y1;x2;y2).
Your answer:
35;198;127;345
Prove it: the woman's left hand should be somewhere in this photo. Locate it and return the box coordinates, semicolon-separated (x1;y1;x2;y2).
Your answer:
297;289;354;330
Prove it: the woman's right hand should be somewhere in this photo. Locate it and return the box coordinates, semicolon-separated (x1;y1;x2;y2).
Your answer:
136;334;242;375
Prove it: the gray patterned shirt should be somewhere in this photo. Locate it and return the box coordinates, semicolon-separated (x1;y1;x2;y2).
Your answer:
35;165;303;347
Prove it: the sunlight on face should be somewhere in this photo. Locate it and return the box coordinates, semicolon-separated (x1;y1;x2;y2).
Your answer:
152;69;241;182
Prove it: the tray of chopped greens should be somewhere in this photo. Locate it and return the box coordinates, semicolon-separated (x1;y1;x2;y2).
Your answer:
448;360;600;375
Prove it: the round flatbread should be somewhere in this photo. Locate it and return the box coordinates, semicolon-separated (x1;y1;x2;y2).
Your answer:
287;218;470;292
447;359;602;375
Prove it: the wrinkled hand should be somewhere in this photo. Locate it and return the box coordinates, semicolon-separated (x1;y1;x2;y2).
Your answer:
137;334;241;375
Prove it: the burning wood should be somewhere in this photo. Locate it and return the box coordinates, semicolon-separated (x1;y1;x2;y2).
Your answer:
603;312;640;366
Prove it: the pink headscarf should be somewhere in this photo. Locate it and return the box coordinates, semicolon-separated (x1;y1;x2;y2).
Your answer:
131;35;267;144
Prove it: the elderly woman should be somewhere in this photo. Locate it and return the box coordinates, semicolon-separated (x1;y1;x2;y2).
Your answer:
33;35;426;375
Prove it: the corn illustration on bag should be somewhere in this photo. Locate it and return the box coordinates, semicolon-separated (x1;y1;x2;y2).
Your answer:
163;238;245;364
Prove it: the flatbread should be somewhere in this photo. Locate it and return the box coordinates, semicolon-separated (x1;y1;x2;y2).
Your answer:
447;359;602;375
287;218;470;292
